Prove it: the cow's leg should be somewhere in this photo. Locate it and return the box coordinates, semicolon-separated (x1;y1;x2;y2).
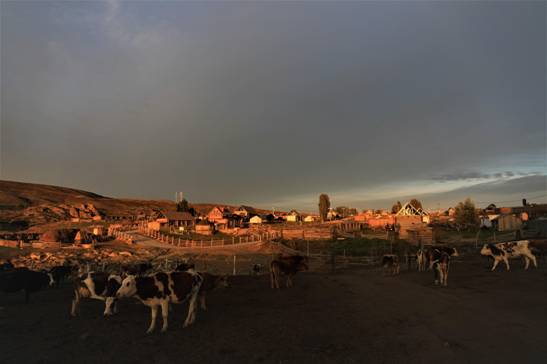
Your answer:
491;258;500;271
286;275;292;288
146;304;158;334
503;256;510;271
524;253;537;268
199;293;207;311
160;300;169;333
523;256;530;270
434;264;439;285
183;290;199;327
71;289;80;316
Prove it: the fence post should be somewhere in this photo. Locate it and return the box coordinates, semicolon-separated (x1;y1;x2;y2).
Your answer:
233;255;237;275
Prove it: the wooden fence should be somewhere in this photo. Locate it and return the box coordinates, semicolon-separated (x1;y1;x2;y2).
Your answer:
137;226;282;249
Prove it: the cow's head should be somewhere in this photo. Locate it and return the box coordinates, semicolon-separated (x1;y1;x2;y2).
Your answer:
451;248;459;257
480;244;492;256
116;275;137;298
104;297;117;316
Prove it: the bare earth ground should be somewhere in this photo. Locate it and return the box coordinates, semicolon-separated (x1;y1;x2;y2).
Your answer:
1;255;546;364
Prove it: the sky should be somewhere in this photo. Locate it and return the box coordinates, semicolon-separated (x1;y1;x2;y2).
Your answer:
1;1;545;211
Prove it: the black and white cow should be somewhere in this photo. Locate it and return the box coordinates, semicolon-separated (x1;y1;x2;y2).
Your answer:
71;272;122;316
114;270;203;333
426;247;459;270
433;251;450;286
382;255;400;276
480;240;538;271
0;267;54;303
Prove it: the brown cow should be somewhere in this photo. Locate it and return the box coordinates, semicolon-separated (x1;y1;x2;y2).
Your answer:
270;255;308;289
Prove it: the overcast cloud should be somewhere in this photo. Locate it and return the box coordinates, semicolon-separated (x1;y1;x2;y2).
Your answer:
1;1;545;210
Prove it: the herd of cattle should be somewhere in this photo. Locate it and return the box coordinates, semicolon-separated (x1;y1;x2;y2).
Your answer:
0;239;541;333
383;240;539;286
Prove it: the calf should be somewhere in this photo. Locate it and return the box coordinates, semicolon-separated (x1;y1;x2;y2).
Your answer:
0;268;54;303
71;272;122;316
270;255;309;289
433;252;450;286
115;270;203;333
198;273;229;311
382;255;400;276
426;246;459;270
480;240;537;271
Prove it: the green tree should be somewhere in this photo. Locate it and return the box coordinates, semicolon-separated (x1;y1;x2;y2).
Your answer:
391;201;402;214
318;194;330;222
454;198;479;228
176;198;190;212
409;199;423;210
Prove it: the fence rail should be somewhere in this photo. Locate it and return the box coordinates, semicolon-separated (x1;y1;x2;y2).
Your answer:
135;226;282;249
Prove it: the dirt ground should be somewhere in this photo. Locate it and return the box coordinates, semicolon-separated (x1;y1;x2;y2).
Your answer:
1;254;546;364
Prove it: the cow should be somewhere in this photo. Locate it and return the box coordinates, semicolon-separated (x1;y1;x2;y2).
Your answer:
433;251;450;286
49;265;77;288
175;262;195;272
480;240;538;271
71;272;122;317
0;259;14;271
270;255;309;289
115;270;203;333
426;246;459;270
197;273;229;311
0;268;54;303
123;262;154;276
416;249;427;272
382;255;400;276
251;263;263;276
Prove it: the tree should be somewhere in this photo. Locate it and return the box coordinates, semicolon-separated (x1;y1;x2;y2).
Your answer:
454;198;479;229
176;198;190;212
318;194;330;222
391;201;402;214
409;199;422;210
335;206;357;218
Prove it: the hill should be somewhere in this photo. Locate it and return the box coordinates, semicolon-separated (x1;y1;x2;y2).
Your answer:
0;180;272;232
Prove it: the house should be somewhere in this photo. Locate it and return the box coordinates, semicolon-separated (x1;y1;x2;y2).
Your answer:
304;215;318;223
195;222;214;236
479;215;493;228
327;209;341;221
249;215;263;224
286;210;301;223
234;205;256;218
395;202;430;239
163;211;195;230
494;214;522;232
207;206;229;223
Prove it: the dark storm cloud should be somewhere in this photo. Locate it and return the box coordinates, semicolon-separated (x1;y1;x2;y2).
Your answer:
1;1;545;208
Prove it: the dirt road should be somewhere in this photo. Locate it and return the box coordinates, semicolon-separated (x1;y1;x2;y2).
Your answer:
1;255;546;363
